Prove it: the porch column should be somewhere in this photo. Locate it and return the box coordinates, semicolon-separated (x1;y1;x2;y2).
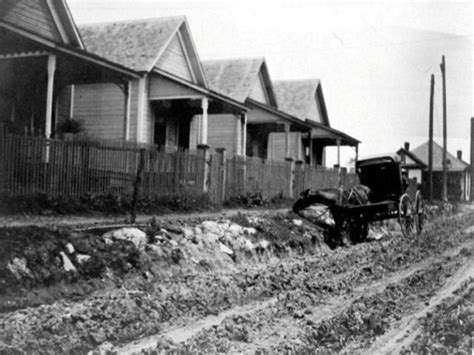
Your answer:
308;131;313;166
355;144;359;164
136;76;147;142
123;81;131;140
45;55;56;139
284;123;290;158
200;97;208;145
235;115;241;155
242;113;247;156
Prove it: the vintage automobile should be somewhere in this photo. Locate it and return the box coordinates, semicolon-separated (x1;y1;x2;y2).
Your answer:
293;154;424;244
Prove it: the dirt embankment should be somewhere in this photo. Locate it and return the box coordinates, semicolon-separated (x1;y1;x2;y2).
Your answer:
0;208;473;354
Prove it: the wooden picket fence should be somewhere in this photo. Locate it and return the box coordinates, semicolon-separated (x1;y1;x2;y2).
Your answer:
0;132;359;206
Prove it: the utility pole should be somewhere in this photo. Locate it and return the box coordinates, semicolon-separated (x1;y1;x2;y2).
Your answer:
471;117;474;201
428;74;434;203
440;55;448;202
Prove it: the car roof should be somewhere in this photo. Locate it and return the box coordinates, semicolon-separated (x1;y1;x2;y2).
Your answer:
356;153;401;167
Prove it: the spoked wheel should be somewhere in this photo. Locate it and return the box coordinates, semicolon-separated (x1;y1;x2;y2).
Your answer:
398;193;415;237
414;190;425;235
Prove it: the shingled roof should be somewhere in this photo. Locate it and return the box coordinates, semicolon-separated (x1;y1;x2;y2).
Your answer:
273;79;330;126
79;17;185;72
202;57;277;106
411;141;469;172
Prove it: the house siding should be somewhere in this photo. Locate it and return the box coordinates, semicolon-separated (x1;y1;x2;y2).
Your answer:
73;83;125;141
56;85;71;128
247;106;286;124
208;114;239;156
306;92;323;123
149;75;201;99
249;75;267;104
268;132;303;161
1;0;61;42
155;34;193;82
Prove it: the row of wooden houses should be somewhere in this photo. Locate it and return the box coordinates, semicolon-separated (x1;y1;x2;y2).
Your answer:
0;0;359;168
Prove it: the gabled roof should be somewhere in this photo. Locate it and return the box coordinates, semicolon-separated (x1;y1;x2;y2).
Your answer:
273;79;330;126
0;0;84;48
396;147;427;169
79;17;207;86
202;57;277;107
411;141;469;172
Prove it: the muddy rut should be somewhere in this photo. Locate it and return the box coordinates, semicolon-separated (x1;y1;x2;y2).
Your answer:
0;209;473;354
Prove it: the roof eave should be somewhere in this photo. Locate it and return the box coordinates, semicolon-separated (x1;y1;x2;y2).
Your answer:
247;99;310;130
304;119;360;145
0;21;140;79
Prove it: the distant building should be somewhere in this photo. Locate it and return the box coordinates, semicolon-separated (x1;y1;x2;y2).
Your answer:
397;141;470;201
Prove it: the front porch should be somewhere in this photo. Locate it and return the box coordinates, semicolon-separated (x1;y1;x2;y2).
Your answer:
304;120;360;167
0;24;138;140
148;72;248;154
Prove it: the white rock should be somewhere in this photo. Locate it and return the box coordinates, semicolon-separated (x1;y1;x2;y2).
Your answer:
228;223;243;236
103;237;114;246
205;232;219;244
60;251;77;272
146;243;162;253
169;239;178;247
293;219;303;226
219;242;234;255
76;254;91;264
182;226;194;239
367;227;388;241
65;243;75;254
258;240;271;249
102;228;147;250
243;227;257;235
464;226;474;234
243;238;255;251
201;221;223;235
7;257;33;279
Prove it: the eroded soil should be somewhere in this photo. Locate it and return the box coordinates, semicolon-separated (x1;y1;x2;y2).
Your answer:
0;207;473;354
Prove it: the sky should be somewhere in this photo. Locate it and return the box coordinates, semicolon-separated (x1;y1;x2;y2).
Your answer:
67;0;473;166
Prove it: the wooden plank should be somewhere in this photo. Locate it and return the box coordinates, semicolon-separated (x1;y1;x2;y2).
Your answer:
3;0;61;41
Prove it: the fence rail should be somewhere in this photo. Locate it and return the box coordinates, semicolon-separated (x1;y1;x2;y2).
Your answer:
0;133;358;206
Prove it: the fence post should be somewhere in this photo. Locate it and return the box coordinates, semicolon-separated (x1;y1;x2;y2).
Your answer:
0;124;4;193
197;144;210;194
81;142;90;192
131;148;145;224
340;167;347;188
295;160;304;196
285;157;295;199
215;148;227;203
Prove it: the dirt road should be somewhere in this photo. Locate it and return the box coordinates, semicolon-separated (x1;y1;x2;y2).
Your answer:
0;207;473;353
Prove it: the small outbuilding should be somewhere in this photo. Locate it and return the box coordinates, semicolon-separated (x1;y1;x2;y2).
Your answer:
398;141;470;201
